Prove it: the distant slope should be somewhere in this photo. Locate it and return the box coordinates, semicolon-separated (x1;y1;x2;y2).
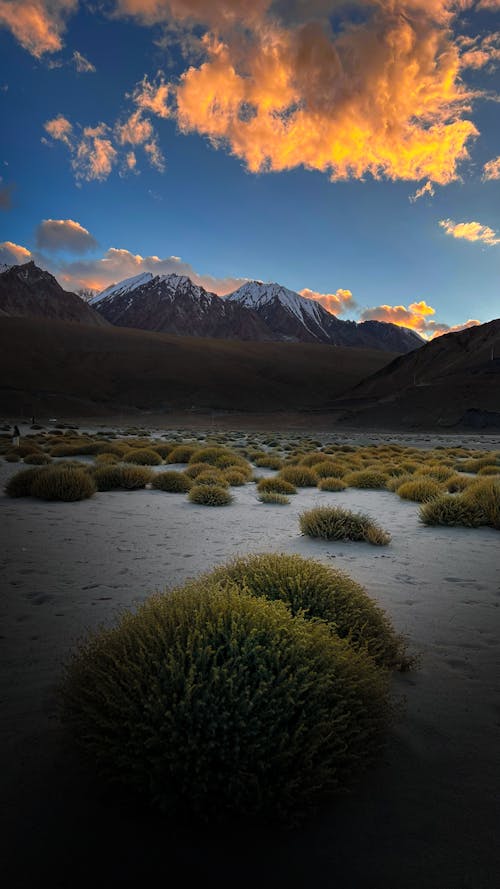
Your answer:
333;319;500;428
0;316;396;416
0;262;108;326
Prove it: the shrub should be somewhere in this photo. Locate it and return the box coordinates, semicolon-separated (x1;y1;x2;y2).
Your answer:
193;469;229;488
91;465;153;491
258;492;290;505
5;466;49;497
257;477;297;495
188;446;245;469
419;494;483;527
299;453;327;467
279;466;319;487
318;477;347;492
254;455;283;470
153;443;176;459
344;470;389;489
60;581;390;821
94;453;119;465
151;471;192;493
188;484;233;506
223;469;248;486
4;453;21;463
477;466;500;477
419;466;455;482
126;448;162;466
313;461;344;479
23;453;52;465
397;477;442;503
385;473;413;492
446;474;473;493
464;478;500;529
299;506;391;546
30;466;96;501
166;444;199;464
206;553;406;670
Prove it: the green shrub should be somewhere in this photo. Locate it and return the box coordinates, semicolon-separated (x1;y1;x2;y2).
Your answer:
344;470;389;489
397;477;442;503
419;465;455;482
30;466;96;501
279;466;319;487
419;494;483;527
258;491;290;505
60;581;390;821
206;553;406;670
318;477;347;492
153;443;176;459
299;453;327;467
188;484;233;506
23;453;52;465
257;477;297;495
166;444;199;464
151;471;192;493
299;506;391;546
188;446;245;469
126;448;162;466
92;465;127;491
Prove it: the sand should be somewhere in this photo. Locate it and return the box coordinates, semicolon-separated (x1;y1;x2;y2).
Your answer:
1;430;499;889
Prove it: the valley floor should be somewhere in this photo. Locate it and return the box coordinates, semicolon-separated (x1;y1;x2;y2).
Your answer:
1;428;499;889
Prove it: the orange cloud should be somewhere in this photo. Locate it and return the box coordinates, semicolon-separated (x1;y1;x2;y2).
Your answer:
299;287;355;315
44;114;73;146
458;32;500;70
359;300;481;339
116;110;154;145
483;155;500;180
72;124;118;182
439;218;500;246
35;218;97;253
409;180;435;202
131;73;172;118
0;240;32;265
0;0;77;57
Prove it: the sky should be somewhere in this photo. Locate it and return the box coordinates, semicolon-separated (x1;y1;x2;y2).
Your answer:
0;0;499;339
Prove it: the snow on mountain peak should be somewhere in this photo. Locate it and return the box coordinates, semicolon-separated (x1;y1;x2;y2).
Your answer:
90;272;155;305
225;280;328;324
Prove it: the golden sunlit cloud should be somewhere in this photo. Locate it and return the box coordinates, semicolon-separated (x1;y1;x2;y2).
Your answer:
35;219;97;253
299;287;355;315
409;180;436;202
439;218;500;246
0;0;77;57
72;124;118;182
0;240;32;265
359;300;481;339
483;155;500;180
458;31;500;70
44;114;73;146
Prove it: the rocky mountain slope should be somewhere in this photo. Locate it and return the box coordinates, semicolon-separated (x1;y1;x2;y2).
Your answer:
0;262;107;326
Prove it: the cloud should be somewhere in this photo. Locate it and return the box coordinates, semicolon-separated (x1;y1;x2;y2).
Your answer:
0;240;32;265
0;181;13;210
72;50;95;73
299;287;355;315
116;1;480;186
45;246;248;294
409;180;435;202
44;114;73;146
71;124;118;182
0;0;77;57
483;155;500;180
439;218;500;246
359;299;481;339
116;110;154;145
131;73;172;118
458;32;500;71
35;218;98;253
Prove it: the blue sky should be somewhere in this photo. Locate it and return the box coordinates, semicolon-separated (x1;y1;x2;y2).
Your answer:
0;0;499;338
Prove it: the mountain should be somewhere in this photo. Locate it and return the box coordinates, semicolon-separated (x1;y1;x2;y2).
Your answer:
90;273;271;341
0;315;396;417
332;318;500;428
0;262;107;326
91;274;423;353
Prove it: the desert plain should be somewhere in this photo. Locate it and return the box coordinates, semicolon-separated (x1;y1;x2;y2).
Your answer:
1;420;499;889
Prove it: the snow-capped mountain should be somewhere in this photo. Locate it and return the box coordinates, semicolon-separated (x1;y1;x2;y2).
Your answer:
0;261;108;326
89;272;271;341
225;281;424;352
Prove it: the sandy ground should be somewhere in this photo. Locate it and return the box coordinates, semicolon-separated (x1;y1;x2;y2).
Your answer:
1;435;500;889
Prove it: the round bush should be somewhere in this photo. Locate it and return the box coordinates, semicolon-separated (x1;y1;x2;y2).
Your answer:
5;466;49;497
188;484;233;506
4;453;21;463
126;448;162;466
23;452;52;465
60;582;390;821
258;491;290;505
318;477;347;492
257;477;297;495
118;466;154;489
166;444;199;464
254;455;283;470
299;506;391;546
397;477;442;503
313;461;344;480
30;466;96;501
419;494;483;527
206;553;406;670
188;446;244;469
92;465;126;491
223;468;248;486
279;466;319;487
344;470;389;489
193;469;229;488
151;471;192;493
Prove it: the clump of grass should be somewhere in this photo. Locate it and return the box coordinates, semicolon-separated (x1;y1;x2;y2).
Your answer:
318;477;347;492
91;465;153;491
344;470;389;489
464;478;500;529
257;477;297;495
151;471;192;493
419;494;483;527
30;466;96;501
188;484;233;506
188;446;248;470
396;477;442;503
476;466;500;477
299;506;391;546
223;468;248;486
279;466;319;487
193;469;229;488
4;453;21;463
385;473;413;492
166;444;199;464
313;461;345;479
125;448;162;466
206;553;407;670
23;453;53;465
254;455;283;470
258;491;290;505
94;453;120;465
5;466;49;497
446;474;473;493
60;580;390;822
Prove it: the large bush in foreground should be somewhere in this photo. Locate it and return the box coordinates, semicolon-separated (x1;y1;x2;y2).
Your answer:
31;466;96;501
300;506;391;546
60;582;390;821
206;554;406;670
